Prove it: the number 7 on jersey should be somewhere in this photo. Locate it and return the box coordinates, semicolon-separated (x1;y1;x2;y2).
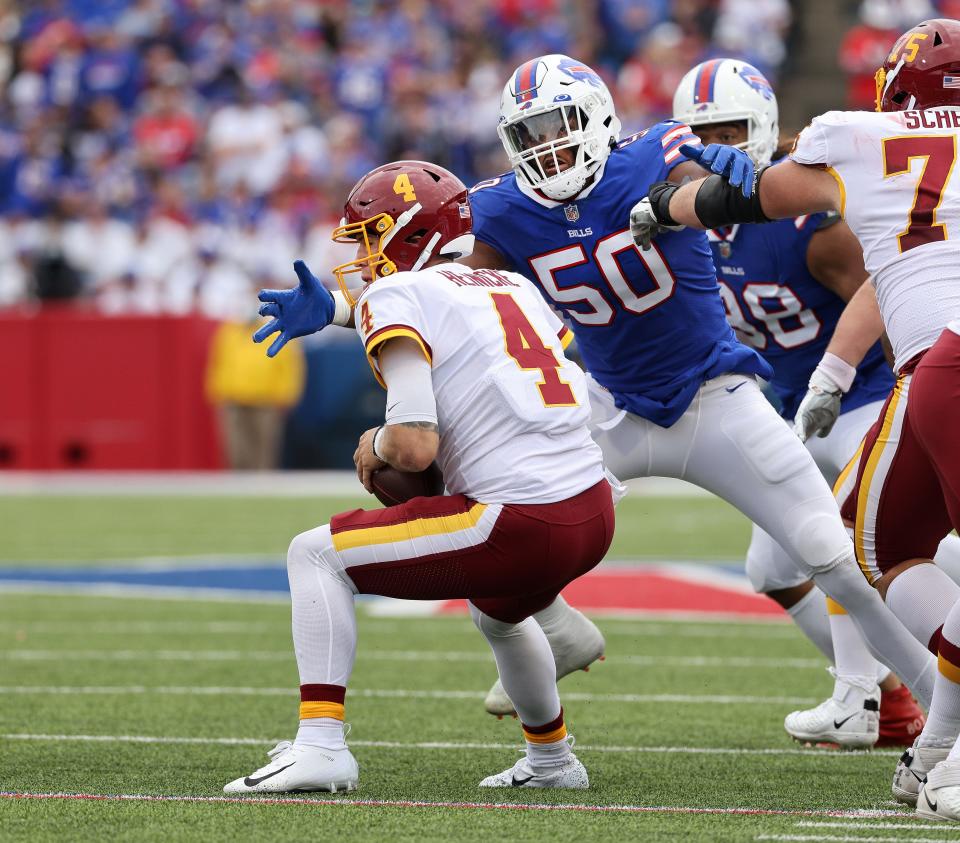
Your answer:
490;292;578;407
882;134;957;252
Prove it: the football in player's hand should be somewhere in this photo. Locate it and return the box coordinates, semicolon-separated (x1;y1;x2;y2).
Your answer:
371;463;445;506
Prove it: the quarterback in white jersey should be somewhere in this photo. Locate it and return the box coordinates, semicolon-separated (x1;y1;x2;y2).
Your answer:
644;17;960;822
225;160;615;795
356;265;602;504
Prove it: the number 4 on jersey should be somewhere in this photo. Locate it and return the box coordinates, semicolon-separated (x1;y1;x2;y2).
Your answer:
490;293;577;407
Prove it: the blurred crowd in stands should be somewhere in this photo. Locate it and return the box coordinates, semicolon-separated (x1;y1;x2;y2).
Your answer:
0;0;943;316
0;0;794;315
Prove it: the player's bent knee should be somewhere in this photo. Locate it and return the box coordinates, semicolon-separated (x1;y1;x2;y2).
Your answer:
781;504;852;575
286;524;336;574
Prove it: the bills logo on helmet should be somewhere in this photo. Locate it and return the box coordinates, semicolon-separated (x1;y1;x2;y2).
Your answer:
557;57;602;88
738;64;774;100
512;59;545;103
564;204;580;223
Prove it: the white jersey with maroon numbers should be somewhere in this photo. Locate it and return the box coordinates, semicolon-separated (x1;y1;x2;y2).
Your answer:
791;108;960;370
356;264;605;504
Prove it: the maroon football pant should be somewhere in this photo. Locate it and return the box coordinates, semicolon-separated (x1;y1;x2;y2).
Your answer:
329;479;614;623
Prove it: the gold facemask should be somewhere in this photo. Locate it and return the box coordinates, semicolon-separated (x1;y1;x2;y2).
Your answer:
331;213;398;306
874;66;888;112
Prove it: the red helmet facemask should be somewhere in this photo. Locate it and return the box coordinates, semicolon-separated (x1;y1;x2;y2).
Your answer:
876;18;960;112
332;161;474;305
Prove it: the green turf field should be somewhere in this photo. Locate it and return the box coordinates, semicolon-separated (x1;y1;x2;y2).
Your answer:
0;494;937;841
0;494;751;564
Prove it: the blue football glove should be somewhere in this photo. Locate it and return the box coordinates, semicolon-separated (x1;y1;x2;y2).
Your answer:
679;143;755;198
253;260;336;357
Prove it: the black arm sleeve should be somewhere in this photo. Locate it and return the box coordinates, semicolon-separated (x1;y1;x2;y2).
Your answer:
692;168;773;228
648;181;682;226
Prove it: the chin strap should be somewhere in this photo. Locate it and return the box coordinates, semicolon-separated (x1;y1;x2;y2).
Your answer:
411;232;442;271
379;202;423;251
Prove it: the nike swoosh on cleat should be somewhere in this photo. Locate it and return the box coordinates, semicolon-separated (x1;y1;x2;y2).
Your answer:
725;381;747;393
511;775;535;787
924;790;938;813
244;762;296;787
833;712;859;729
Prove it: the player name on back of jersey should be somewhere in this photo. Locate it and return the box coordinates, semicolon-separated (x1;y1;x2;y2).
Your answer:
901;108;960;130
435;268;520;289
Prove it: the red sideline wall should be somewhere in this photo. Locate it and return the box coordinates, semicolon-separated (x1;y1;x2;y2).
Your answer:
0;307;223;470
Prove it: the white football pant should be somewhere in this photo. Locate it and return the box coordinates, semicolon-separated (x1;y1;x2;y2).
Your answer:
587;372;936;704
589;373;854;575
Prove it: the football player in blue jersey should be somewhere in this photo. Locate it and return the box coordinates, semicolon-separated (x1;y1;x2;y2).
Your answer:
254;55;937;772
670;58;930;749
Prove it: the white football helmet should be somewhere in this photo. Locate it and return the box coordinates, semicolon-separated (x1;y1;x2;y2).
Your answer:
673;59;779;167
498;55;622;201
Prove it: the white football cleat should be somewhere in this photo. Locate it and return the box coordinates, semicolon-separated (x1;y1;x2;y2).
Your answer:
478;753;589;789
894;741;952;806
917;760;960;821
783;671;879;749
484;606;605;717
223;740;359;794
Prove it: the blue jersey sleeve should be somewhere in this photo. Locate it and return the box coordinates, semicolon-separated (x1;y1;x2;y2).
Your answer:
613;120;701;184
468;173;521;270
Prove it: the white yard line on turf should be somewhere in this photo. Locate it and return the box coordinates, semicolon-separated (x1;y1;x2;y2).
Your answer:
757;836;949;843
0;685;821;705
0;733;902;757
797;821;960;832
0;791;910;818
0;648;824;669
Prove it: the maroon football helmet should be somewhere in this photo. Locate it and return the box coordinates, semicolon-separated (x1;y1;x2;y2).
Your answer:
332;160;473;304
876;18;960;112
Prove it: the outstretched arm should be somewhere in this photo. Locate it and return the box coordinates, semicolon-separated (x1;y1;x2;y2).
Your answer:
254;260;357;356
663;157;842;229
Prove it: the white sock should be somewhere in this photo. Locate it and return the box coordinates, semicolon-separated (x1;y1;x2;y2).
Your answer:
935;534;960;588
469;603;561;727
526;735;572;769
785;586;834;663
296;717;346;750
886;562;960;652
812;555;936;708
826;597;881;685
922;601;960;754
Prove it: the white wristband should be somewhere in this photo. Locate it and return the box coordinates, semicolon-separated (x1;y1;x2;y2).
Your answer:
372;425;387;461
816;352;857;394
331;291;352;327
